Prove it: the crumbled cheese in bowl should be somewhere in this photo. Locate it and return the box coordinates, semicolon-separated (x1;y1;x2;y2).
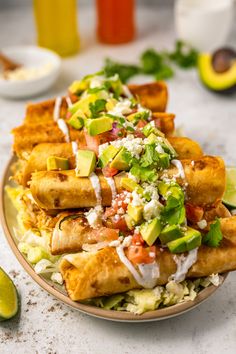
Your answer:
1;62;53;81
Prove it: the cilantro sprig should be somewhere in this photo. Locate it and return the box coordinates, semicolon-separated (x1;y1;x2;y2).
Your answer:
103;40;199;83
203;219;223;248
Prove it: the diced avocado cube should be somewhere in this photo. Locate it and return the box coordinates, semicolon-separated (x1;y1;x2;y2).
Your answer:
147;133;159;144
99;145;120;168
69;80;89;95
158;153;170;169
140;218;162;246
162;206;186;226
105;98;118;111
158;181;170;197
121;178;144;195
162;137;177;157
86;116;113;136
127;204;143;224
126;112;137;122
47;156;69;171
68;109;86;130
142;123;164;138
76;150;96;177
185;227;202;251
159;224;183;244
69;94;98;115
124;214;135;230
110;147;130;171
167;227;202;253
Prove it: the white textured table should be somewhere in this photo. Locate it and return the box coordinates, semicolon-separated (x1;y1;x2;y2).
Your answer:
0;5;236;354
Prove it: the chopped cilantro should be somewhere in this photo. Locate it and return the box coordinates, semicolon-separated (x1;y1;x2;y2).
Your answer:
168;40;199;69
203;219;223;247
89;99;107;118
104;58;140;83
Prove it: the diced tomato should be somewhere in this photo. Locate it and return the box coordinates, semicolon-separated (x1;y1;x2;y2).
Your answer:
92;227;119;242
104;192;130;219
110;215;129;232
185;203;204;223
68;92;79;103
102;165;119;177
66;111;72;119
136;120;147;129
84;132;100;155
153;117;161;128
134;129;145;139
131;233;145;246
126;245;156;265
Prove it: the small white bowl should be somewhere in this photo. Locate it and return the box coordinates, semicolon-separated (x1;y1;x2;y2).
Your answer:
0;46;61;99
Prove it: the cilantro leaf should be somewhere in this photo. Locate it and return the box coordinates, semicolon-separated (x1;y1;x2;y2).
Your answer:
203;218;223;247
130;164;158;183
168;40;199;69
140;49;163;74
89;99;107;118
155;65;174;80
103;58;140;83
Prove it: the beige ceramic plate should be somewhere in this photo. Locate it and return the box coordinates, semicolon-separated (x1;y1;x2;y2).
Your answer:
0;157;228;322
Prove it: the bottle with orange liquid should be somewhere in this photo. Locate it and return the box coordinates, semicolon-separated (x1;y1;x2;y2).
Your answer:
33;0;79;57
96;0;135;44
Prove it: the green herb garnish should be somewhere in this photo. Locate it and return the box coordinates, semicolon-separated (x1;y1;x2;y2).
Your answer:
203;219;223;247
89;99;107;118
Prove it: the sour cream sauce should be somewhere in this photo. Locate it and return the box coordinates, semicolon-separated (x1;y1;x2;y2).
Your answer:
169;248;198;282
116;245;160;288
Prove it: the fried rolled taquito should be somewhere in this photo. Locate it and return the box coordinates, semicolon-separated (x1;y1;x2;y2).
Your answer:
51;211;236;256
30;156;225;210
12;113;175;158
24;82;168;125
12;122;87;159
60;237;236;301
24;97;70;125
21;137;203;186
128;82;168;112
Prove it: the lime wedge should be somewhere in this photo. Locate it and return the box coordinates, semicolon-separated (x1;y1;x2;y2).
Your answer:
0;267;19;321
223;167;236;208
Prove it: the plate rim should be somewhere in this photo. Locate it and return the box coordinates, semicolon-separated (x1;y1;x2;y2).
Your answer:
0;156;228;322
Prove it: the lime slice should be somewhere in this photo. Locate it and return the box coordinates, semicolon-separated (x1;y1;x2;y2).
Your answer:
223;167;236;208
0;267;18;321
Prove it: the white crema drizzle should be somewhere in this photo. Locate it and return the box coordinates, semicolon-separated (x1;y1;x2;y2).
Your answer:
65;96;72;108
53;96;62;121
105;177;117;200
116;246;160;288
89;172;102;206
171;159;185;179
169;248;199;283
57;118;70;143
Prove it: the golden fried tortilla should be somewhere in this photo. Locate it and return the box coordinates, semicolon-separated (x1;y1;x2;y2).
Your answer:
20;137;202;186
60;218;236;301
29;156;225;210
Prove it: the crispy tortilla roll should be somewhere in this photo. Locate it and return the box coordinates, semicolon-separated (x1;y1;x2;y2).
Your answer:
30;171;123;209
52;215;236;256
30;156;225;210
23;83;168;125
128;82;168;112
12;122;87;158
12;114;174;158
51;214;99;255
24;97;70;125
60;243;235;301
21;137;202;186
